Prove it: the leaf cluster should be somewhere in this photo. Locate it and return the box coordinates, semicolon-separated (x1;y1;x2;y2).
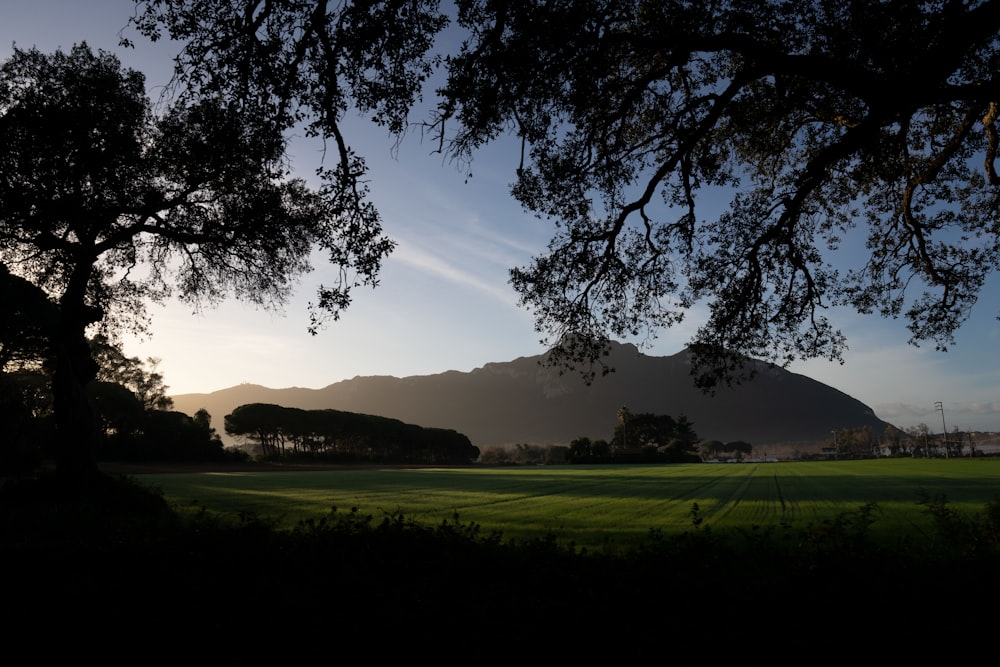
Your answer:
126;1;1000;386
437;0;1000;384
0;42;394;338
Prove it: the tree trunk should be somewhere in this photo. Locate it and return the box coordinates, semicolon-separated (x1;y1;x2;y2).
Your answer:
52;268;102;482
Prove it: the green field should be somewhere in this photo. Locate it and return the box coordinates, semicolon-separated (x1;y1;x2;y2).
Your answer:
137;458;1000;550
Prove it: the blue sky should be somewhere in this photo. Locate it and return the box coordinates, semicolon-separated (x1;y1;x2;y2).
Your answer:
4;1;1000;433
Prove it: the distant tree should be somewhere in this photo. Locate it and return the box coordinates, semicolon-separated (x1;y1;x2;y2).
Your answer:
591;439;611;459
0;44;392;479
947;427;967;458
904;423;934;458
510;443;547;465
831;426;880;459
698;441;721;461
121;409;236;462
674;416;699;447
225;404;291;458
477;446;513;465
568;436;594;462
613;412;673;451
616;406;631;451
698;440;752;461
89;381;146;442
546;445;569;464
90;335;173;412
883;425;908;457
609;412;699;462
193;408;219;440
224;403;478;464
657;438;701;463
725;441;754;460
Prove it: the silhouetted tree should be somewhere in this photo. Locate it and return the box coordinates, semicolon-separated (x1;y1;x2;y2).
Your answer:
883;425;908;457
725;441;754;460
591;439;611;459
700;440;726;461
611;412;699;461
90;336;173;412
135;1;1000;385
0;44;391;480
89;381;146;442
0;265;58;373
0;267;57;471
0;372;51;473
568;436;594;462
111;409;235;462
224;403;478;464
616;406;631;451
613;413;676;452
830;425;880;459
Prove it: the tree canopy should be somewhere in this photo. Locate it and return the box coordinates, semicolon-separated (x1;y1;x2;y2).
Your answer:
0;43;392;475
224;403;480;464
0;265;58;372
132;0;1000;386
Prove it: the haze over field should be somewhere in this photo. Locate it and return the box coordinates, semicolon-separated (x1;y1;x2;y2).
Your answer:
3;1;999;433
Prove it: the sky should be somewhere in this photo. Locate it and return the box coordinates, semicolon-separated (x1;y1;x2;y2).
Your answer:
3;1;1000;433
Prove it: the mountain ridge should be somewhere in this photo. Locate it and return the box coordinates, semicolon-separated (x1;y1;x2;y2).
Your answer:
171;342;889;451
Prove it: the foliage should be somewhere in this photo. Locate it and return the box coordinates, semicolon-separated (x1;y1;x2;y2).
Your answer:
0;265;58;373
224;402;479;464
0;372;52;474
917;491;1000;556
4;470;999;655
131;0;441;332
610;411;700;462
99;407;243;463
478;442;569;465
566;410;700;463
829;425;881;459
440;0;1000;385
0;43;392;476
90;335;173;411
135;1;1000;387
0;327;230;466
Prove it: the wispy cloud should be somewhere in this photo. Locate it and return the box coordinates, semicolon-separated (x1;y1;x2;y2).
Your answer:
390;242;519;307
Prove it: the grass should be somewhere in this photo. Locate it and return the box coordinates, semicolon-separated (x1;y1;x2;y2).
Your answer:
136;458;1000;551
4;458;1000;657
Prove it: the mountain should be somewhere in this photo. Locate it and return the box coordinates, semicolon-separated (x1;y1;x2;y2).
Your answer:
170;342;890;451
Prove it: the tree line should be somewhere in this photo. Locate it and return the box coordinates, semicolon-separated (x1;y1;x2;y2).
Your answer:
476;409;759;465
224;403;480;465
0;335;240;473
565;409;751;464
5;2;1000;481
830;424;990;460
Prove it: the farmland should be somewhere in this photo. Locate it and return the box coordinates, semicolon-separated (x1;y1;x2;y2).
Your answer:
136;458;1000;551
5;457;1000;656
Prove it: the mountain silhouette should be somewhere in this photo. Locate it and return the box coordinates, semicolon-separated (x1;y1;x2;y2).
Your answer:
171;342;889;451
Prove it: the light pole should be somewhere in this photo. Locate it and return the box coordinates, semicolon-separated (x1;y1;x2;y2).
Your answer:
935;401;948;459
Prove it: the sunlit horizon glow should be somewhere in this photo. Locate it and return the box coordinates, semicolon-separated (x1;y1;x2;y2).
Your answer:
3;1;999;433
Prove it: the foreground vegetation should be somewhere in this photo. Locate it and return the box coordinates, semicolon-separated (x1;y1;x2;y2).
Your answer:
3;459;999;656
139;459;1000;551
3;464;999;657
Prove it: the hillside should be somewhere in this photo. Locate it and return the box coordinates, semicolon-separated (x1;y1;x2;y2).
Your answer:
171;342;889;451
